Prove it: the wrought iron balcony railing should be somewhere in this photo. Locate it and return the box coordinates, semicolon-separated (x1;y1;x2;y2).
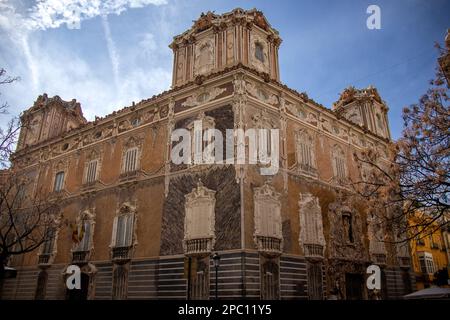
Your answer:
398;256;411;268
38;253;51;265
112;246;132;262
72;250;90;264
372;253;387;265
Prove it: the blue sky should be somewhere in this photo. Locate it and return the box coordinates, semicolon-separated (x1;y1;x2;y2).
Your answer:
0;0;448;139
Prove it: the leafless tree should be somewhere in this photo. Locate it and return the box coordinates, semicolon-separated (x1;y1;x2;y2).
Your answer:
0;68;60;284
352;45;449;242
0;68;21;168
0;172;60;280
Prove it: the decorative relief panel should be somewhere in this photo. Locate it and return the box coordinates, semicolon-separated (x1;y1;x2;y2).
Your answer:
194;37;215;76
327;193;367;261
181;86;227;108
250;33;269;73
285;101;307;119
245;82;279;106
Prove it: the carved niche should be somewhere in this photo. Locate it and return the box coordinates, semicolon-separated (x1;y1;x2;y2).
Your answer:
250;33;269;73
327;193;367;261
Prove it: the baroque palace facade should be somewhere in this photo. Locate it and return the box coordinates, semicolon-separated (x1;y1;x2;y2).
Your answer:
1;8;414;300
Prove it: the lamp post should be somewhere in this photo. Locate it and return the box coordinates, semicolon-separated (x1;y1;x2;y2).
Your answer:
212;252;220;300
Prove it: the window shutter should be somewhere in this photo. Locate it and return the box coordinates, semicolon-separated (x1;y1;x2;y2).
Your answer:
81;221;91;251
125;214;134;246
116;215;126;247
111;216;118;247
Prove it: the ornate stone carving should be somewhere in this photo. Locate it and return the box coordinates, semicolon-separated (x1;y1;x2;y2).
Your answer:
327;193;367;261
183;180;216;255
250;33;269;73
194;37;215;76
285;101;307;119
245;81;278;106
181;86;226;108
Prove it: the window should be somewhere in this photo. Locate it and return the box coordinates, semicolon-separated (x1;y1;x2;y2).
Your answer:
84;160;98;184
418;252;435;274
296;131;316;172
183;181;216;254
113;211;134;248
253;182;282;253
187;115;216;165
122;147;138;173
255;42;264;62
54;171;65;192
75;220;92;252
42;228;56;255
298;193;325;257
376;114;383;130
332;145;347;180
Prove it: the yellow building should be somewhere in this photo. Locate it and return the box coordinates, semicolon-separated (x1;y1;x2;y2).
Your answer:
409;213;450;290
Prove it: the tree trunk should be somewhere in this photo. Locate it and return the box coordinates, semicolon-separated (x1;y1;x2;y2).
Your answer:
0;255;6;299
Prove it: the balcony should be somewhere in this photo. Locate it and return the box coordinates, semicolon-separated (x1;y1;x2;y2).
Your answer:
398;256;411;268
112;246;132;262
119;170;139;182
304;243;324;258
372;253;387;265
38;253;51;266
72;250;90;264
256;236;282;256
81;181;97;192
298;164;318;176
184;238;213;256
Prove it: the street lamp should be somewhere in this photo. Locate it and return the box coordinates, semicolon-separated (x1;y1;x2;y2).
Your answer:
212;252;221;300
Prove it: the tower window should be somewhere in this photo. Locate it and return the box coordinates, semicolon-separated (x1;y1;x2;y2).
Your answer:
255;42;264;63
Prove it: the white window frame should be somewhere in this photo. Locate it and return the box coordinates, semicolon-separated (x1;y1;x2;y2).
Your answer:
122;147;139;173
111;204;136;248
418;252;435;274
84;159;99;184
54;171;65;192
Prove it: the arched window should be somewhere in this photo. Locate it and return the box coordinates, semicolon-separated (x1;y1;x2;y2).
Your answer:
332;145;347;181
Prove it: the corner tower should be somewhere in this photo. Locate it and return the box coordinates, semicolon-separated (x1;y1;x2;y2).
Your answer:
169;8;282;87
333;86;391;139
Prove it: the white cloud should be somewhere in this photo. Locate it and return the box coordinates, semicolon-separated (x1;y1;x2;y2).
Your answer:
26;0;168;31
0;0;171;121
